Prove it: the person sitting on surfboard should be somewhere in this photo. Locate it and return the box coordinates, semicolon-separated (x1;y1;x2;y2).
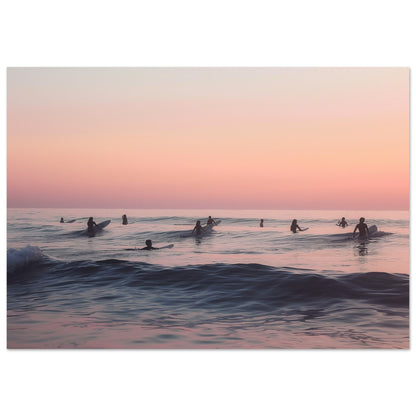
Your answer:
260;219;264;227
192;220;203;235
290;219;306;233
122;214;128;225
87;217;97;233
353;217;369;238
206;216;217;226
141;239;159;250
337;217;348;228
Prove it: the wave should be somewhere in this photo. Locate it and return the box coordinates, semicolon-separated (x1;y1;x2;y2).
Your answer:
8;258;409;310
7;245;45;274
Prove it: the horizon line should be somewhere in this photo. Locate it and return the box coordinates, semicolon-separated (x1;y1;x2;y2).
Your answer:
6;206;410;211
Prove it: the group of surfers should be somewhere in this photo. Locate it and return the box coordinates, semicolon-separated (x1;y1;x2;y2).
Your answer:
288;216;370;238
60;214;372;250
141;215;370;249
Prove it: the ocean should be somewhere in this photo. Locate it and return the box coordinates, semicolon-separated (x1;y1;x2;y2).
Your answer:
7;208;409;349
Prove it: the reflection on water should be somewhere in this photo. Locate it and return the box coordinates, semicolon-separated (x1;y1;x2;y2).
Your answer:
356;242;368;256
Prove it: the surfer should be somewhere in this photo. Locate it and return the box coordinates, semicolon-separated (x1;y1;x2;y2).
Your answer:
87;217;97;233
206;216;217;225
122;214;128;225
290;219;306;233
260;219;264;227
192;220;203;235
60;217;64;223
337;217;348;228
353;217;369;238
140;239;159;250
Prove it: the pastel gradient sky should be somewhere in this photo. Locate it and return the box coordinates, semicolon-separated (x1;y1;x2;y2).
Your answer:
7;68;409;209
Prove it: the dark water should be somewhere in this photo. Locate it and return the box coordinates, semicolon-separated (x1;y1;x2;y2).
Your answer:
7;208;409;348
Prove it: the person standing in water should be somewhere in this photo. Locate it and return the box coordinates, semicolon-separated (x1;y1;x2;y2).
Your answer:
353;217;369;238
337;217;348;228
260;219;264;227
290;219;306;233
122;214;128;225
192;220;203;235
87;217;97;233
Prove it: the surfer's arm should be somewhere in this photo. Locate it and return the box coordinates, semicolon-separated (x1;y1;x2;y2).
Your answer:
352;225;358;237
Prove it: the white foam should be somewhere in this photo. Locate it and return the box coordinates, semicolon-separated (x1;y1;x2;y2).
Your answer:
7;245;44;274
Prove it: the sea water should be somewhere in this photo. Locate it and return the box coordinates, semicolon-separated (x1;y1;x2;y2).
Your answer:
7;208;409;348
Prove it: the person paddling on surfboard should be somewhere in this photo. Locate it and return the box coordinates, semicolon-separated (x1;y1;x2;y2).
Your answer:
337;217;348;228
206;216;217;226
192;220;203;235
140;239;159;250
353;217;369;239
290;219;306;233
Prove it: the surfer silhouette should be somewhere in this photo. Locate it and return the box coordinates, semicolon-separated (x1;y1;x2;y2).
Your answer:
87;217;97;233
337;217;348;228
290;219;305;233
353;217;369;238
206;216;217;225
192;220;203;235
260;219;264;227
141;239;159;250
60;217;64;223
122;214;128;225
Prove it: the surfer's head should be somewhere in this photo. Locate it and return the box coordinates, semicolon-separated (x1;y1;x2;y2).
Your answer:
145;239;152;247
359;217;365;223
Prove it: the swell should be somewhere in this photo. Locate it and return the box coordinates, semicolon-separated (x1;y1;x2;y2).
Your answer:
8;255;409;310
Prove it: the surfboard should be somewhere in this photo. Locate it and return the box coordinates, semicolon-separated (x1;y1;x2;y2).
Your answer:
353;224;378;240
180;220;221;238
95;220;111;230
125;243;174;251
86;220;111;236
159;244;174;249
207;219;221;227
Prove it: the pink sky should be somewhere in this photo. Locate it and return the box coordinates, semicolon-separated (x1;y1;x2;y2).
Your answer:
7;68;409;209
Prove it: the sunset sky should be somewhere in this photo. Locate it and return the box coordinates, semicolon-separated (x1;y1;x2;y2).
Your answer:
7;67;409;209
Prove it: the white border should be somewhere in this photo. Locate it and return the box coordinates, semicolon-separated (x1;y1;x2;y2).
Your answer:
1;1;414;415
